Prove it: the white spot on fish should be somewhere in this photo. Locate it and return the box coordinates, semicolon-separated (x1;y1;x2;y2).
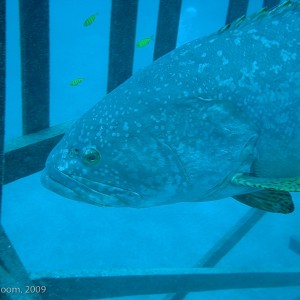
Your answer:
123;122;129;131
216;76;236;91
261;37;279;48
247;29;257;34
180;50;189;56
234;38;241;46
222;57;229;65
198;63;208;73
252;61;259;72
217;50;222;57
201;52;207;58
270;65;282;74
252;34;279;48
280;49;297;62
233;29;243;36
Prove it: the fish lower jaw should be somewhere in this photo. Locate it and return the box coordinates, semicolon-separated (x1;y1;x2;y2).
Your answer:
41;169;133;207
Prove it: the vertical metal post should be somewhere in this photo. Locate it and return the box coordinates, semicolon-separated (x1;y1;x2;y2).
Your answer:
19;0;50;135
289;236;300;256
0;227;42;299
263;0;281;9
0;0;5;221
153;0;182;61
107;0;138;93
226;0;249;24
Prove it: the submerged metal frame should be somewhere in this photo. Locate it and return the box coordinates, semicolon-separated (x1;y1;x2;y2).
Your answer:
1;0;299;299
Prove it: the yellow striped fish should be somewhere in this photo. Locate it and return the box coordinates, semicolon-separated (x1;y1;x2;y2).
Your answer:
84;13;98;27
70;78;85;86
136;36;153;48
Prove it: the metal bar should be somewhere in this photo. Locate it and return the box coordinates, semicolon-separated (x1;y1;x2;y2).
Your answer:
0;0;5;221
199;210;265;267
32;269;300;299
107;0;138;92
225;0;249;24
0;226;41;299
165;209;266;300
263;0;281;9
19;0;50;135
153;0;182;61
4;120;73;185
289;236;300;256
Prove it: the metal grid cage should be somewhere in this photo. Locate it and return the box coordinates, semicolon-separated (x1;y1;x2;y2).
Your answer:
1;0;300;299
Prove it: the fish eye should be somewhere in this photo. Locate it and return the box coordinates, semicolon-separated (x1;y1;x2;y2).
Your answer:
83;148;101;165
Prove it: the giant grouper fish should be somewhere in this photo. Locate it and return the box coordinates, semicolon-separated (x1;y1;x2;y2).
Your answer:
41;1;300;213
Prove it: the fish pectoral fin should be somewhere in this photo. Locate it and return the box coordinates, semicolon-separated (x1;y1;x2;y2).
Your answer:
233;191;294;214
231;173;300;192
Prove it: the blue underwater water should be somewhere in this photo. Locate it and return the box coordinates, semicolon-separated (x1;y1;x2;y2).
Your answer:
3;0;300;299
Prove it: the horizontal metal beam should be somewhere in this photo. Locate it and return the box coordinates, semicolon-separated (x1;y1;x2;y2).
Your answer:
4;121;73;184
32;269;300;299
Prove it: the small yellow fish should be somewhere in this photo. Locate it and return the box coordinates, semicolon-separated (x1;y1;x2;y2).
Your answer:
136;36;153;48
84;13;98;27
70;78;84;86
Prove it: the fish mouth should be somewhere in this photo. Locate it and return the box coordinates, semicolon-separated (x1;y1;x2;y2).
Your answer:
41;167;142;207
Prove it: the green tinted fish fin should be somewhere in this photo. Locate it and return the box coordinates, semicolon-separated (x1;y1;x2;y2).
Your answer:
231;173;300;192
233;190;294;214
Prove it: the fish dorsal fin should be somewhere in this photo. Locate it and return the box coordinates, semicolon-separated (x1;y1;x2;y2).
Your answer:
216;0;297;35
233;190;294;214
231;173;300;192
